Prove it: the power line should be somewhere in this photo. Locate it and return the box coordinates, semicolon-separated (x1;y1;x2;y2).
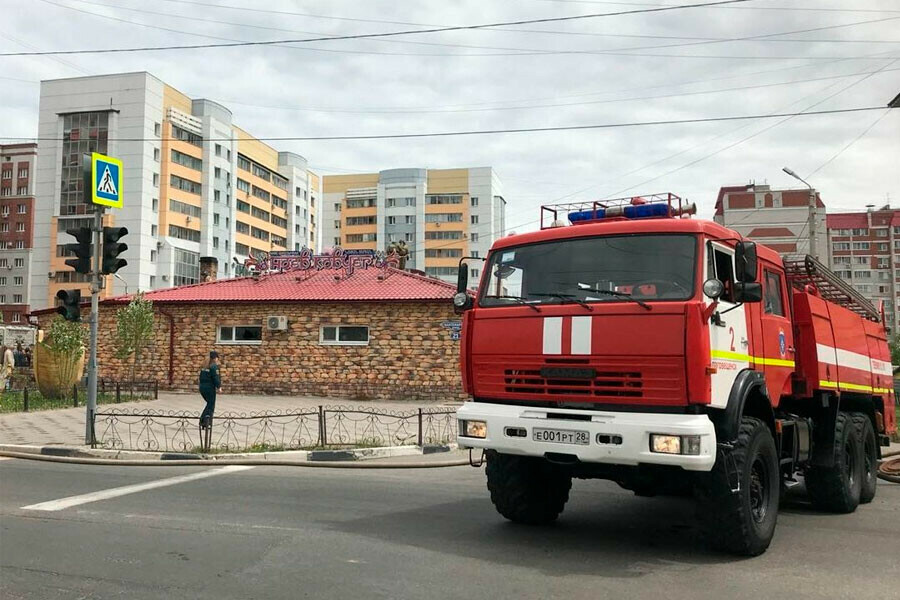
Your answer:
529;0;900;12
211;68;900;115
2;107;889;144
23;1;900;61
0;1;770;57
61;0;900;49
804;109;894;179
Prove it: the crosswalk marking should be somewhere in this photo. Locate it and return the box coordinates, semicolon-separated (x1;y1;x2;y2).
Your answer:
20;465;254;512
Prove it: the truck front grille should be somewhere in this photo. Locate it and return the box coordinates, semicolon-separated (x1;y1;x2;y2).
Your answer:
475;356;685;406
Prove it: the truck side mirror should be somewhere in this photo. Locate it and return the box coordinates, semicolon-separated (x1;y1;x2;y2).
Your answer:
734;282;762;303
457;261;468;293
735;241;758;283
454;261;473;313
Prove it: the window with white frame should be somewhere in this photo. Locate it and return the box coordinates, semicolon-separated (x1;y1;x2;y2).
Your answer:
14;258;23;268
320;325;369;345
217;325;262;344
12;294;22;303
11;313;19;323
17;204;25;214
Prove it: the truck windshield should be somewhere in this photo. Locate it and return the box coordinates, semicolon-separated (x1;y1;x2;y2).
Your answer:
480;234;696;306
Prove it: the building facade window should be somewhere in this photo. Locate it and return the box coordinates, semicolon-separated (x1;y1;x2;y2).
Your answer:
320;325;369;345
173;248;200;286
171;149;202;170
345;233;377;243
427;194;463;205
346;216;376;226
59;111;109;215
14;258;24;268
236;178;250;193
425;213;462;224
424;267;458;277
13;294;22;304
424;249;462;258
168;224;201;242
170;174;201;195
171;124;202;146
169;199;202;218
218;325;262;344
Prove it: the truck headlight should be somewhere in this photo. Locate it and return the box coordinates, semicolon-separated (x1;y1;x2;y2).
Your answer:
650;434;701;455
459;419;487;439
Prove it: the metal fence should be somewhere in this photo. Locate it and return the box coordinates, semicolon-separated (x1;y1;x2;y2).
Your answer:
91;405;458;453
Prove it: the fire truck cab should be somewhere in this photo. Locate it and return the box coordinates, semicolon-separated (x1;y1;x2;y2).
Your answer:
453;194;896;556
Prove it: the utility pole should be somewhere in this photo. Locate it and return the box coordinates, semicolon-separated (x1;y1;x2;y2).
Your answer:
782;167;817;260
86;205;103;444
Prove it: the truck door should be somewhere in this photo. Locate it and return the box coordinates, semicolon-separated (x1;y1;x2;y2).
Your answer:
707;242;750;408
760;268;795;402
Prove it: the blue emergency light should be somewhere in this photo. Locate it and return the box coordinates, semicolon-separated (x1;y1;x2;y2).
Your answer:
568;202;671;223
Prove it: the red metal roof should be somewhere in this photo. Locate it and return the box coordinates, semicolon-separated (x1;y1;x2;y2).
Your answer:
827;209;900;229
747;227;795;238
103;267;458;305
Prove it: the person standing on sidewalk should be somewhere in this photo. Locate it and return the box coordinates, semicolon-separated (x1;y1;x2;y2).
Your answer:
1;346;15;390
199;351;222;428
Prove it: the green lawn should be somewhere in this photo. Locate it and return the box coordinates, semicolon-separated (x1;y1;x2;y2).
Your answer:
0;388;153;414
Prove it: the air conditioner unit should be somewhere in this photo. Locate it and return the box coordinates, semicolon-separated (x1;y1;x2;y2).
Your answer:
161;275;169;281
267;315;288;331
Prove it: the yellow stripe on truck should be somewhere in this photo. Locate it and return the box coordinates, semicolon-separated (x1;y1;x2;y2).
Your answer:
710;350;795;368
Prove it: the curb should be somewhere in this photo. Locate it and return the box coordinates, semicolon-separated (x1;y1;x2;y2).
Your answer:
0;443;456;463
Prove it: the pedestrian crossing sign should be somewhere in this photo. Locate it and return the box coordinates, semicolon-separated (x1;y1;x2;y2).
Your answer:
91;152;122;208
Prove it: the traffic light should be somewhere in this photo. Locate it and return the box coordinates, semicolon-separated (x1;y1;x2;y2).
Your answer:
64;227;92;274
101;226;128;274
56;289;82;322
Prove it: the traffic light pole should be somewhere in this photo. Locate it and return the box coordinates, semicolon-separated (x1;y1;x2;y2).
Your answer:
85;206;103;444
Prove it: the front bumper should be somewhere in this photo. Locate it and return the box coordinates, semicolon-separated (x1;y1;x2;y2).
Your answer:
457;402;716;472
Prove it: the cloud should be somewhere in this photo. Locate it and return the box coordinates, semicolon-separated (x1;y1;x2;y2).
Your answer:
2;0;898;229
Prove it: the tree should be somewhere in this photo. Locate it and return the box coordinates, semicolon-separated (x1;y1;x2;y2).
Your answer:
114;293;154;383
39;317;86;398
890;335;900;368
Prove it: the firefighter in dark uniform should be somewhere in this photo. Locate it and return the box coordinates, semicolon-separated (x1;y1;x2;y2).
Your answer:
199;351;222;429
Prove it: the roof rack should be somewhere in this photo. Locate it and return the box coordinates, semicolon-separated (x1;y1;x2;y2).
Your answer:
540;193;695;229
783;255;881;322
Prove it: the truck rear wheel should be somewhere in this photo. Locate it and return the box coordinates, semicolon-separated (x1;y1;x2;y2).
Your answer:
805;412;862;513
485;451;572;525
850;412;877;504
695;417;780;556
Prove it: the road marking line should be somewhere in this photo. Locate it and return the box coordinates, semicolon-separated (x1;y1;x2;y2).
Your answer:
20;465;254;512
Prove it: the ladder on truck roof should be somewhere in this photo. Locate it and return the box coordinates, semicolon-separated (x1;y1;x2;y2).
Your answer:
783;255;881;323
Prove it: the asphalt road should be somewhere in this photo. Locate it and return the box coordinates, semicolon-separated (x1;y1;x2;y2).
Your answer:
0;457;897;600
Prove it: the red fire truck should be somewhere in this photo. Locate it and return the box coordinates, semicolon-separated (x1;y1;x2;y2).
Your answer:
453;193;896;556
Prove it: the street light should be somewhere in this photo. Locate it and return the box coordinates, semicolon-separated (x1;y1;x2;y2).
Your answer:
114;272;128;295
783;167;818;260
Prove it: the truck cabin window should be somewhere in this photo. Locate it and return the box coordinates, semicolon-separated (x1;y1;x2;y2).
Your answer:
764;270;785;316
709;247;736;303
480;234;696;307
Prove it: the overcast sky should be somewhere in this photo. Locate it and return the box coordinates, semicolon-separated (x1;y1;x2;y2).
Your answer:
2;0;898;234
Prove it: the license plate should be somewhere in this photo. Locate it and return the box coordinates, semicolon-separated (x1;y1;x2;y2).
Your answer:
532;428;589;445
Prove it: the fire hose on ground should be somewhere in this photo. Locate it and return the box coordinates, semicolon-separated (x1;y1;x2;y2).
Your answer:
878;450;900;484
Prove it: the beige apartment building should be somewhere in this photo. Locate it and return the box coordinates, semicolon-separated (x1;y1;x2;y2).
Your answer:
31;72;318;310
322;168;506;283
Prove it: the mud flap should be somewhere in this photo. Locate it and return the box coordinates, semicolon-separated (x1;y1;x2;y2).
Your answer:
810;393;840;468
718;442;742;494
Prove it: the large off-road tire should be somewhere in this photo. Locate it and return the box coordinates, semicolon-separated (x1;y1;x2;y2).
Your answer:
695;417;780;556
850;412;877;504
485;450;572;525
805;412;863;513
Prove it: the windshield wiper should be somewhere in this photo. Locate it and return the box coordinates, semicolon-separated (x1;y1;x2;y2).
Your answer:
576;284;652;311
483;295;541;312
529;292;593;311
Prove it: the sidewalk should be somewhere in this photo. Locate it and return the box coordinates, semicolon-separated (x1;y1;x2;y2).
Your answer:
0;392;463;446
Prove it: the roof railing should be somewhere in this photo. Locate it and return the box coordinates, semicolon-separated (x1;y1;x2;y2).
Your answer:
540;193;695;229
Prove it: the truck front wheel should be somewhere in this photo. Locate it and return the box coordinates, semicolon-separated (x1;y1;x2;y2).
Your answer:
805;411;863;513
850;413;878;504
695;417;780;556
485;451;572;525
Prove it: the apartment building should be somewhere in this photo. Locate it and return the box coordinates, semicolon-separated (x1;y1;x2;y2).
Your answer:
0;143;37;324
827;207;900;333
31;72;317;311
322;168;506;283
713;183;826;259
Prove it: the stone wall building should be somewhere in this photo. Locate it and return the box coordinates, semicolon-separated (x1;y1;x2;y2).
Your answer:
34;263;465;401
